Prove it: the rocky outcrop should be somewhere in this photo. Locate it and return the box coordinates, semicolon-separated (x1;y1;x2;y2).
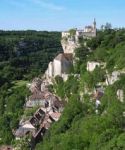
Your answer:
61;37;79;54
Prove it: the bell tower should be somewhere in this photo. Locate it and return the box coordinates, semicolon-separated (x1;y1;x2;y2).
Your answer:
93;18;96;30
93;18;96;36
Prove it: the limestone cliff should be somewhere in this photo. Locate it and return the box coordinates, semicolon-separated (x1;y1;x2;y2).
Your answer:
61;36;80;54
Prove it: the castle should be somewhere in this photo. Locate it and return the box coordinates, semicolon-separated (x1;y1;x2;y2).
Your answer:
61;19;96;54
62;19;96;40
45;19;96;82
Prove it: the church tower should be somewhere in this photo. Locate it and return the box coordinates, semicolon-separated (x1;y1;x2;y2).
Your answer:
93;18;96;30
93;18;96;36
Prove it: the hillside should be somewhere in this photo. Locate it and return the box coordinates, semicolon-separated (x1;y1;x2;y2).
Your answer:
36;28;125;150
0;31;62;81
0;31;62;145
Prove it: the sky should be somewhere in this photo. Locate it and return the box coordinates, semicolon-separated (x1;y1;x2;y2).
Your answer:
0;0;125;31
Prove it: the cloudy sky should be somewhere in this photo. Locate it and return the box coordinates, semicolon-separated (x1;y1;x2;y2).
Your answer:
0;0;125;31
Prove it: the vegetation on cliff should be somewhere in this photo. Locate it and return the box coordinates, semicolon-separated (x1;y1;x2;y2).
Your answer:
36;28;125;150
0;30;62;145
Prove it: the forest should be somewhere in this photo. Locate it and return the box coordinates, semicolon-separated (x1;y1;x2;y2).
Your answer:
36;27;125;150
0;30;62;145
1;28;125;149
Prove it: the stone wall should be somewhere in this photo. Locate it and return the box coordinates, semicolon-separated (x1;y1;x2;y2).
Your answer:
48;62;54;78
53;59;62;77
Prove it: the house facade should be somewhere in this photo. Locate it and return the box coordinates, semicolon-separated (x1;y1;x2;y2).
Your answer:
26;92;46;108
87;61;100;72
45;53;73;80
53;53;73;77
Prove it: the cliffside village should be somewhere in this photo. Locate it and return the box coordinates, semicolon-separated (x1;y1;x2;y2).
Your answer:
10;20;98;149
1;20;125;150
14;78;65;146
44;19;96;82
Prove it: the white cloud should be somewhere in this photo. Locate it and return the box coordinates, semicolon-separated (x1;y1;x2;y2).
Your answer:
29;0;65;11
4;0;65;11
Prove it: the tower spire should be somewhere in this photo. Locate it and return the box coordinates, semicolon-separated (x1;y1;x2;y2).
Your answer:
93;18;96;36
93;18;96;29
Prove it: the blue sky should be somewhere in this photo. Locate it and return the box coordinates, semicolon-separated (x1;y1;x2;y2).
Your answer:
0;0;125;31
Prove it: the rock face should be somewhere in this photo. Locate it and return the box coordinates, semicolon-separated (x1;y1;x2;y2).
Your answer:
28;78;42;93
61;37;79;54
117;89;124;102
45;19;97;82
61;19;96;55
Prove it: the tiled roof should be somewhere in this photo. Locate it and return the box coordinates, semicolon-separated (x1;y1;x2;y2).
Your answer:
44;92;52;99
55;53;73;61
29;92;45;101
15;127;29;137
85;26;93;29
53;98;65;108
94;91;104;100
23;123;35;129
50;112;61;121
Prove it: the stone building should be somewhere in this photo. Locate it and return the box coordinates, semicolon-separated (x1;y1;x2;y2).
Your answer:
15;122;36;140
26;92;46;108
75;19;96;41
53;53;73;77
117;89;124;102
62;19;96;41
106;71;121;85
61;19;96;54
87;61;100;72
27;78;42;93
45;20;96;82
45;53;73;80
